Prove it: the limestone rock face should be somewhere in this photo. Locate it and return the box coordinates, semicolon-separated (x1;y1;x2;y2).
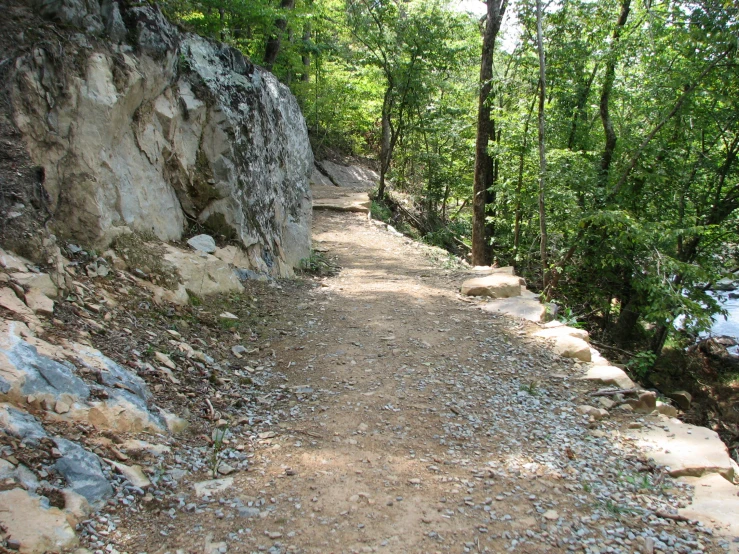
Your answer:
14;2;312;277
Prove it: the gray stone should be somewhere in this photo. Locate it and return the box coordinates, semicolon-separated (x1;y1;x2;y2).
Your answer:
0;338;91;401
187;234;217;254
0;404;48;445
317;161;379;190
238;506;261;518
53;438;113;507
33;0;104;34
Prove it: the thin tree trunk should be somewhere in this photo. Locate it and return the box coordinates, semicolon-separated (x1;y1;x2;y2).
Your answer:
471;0;508;266
513;89;538;270
301;23;311;82
567;63;598;151
377;87;394;199
598;0;630;186
536;0;548;287
264;0;295;71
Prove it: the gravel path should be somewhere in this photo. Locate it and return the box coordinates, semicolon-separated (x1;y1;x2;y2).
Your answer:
93;211;726;554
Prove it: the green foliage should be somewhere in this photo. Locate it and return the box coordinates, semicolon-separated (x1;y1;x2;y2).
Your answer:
627;351;658;381
370;199;392;222
210;423;230;477
298;250;340;276
519;381;539;396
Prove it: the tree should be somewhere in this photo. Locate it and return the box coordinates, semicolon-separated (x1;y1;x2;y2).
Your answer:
535;0;548;287
471;0;507;265
346;0;467;199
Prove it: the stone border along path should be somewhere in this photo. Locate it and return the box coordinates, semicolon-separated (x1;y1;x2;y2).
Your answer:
460;262;739;553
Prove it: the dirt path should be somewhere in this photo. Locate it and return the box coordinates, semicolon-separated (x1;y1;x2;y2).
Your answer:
103;211;721;554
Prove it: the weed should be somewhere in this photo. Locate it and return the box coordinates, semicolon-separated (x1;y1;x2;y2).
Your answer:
556;307;584;329
603;499;629;517
219;318;241;331
187;291;202;306
519;381;539;396
582;482;592;493
298;250;340;276
210;423;230;477
370;199;392;222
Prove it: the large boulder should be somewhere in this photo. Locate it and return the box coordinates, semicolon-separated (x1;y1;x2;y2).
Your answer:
316;161;379;190
13;3;312;278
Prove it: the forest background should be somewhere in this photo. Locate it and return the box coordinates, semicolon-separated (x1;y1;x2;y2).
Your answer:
160;0;739;378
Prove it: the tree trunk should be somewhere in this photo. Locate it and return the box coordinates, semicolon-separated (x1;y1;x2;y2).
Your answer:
535;0;548;287
471;0;508;266
264;0;295;71
613;294;641;347
567;63;598;151
598;0;630;186
513;89;538;271
301;23;311;82
377;87;394;199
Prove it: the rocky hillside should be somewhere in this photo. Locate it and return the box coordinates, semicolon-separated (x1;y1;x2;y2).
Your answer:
4;0;312;277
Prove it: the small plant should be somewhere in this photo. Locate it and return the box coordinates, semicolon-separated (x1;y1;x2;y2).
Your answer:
557;307;584;329
210;423;230;476
519;381;539;396
219;318;241;331
627;350;657;380
370;199;392;222
298;250;340;276
187;291;202;306
582;481;592;493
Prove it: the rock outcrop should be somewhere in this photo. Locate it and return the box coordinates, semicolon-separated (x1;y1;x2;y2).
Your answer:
12;0;312;277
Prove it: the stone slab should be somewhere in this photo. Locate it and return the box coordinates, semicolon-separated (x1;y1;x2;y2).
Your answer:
679;473;739;548
312;185;370;213
581;365;636;389
480;297;547;322
461;274;522;299
627;417;734;480
0;488;78;553
317;160;379;190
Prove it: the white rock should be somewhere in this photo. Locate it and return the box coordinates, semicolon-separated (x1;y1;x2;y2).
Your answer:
24;288;55;316
187;234;217;254
581;365;636;389
108;461;152;489
679;473;739;541
193;477;234;498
